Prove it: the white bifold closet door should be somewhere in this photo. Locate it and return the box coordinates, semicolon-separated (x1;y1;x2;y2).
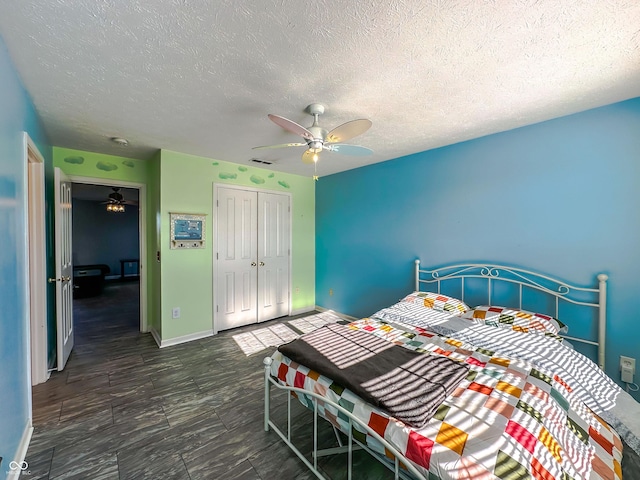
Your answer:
215;186;290;332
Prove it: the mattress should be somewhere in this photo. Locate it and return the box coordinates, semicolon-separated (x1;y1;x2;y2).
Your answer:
271;300;639;479
374;298;640;455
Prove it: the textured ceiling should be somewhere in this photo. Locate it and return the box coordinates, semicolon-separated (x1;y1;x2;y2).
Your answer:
1;0;639;177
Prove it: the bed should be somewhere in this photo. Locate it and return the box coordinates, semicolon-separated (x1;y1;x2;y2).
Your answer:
263;260;640;479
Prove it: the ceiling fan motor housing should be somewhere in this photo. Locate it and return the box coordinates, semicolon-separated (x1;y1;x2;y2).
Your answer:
307;139;323;152
307;123;327;151
109;188;124;202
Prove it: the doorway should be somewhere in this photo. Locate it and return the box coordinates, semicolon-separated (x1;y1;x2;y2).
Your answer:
213;184;291;332
68;177;147;336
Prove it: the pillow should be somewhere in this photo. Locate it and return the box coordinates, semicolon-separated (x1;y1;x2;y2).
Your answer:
401;291;471;314
461;306;567;335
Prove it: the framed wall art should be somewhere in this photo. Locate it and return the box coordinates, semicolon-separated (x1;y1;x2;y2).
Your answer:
170;212;206;249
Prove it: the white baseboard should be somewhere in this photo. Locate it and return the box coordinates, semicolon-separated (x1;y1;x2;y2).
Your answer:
290;306;316;317
157;329;214;348
6;421;33;480
315;306;358;322
150;328;162;348
150;308;348;350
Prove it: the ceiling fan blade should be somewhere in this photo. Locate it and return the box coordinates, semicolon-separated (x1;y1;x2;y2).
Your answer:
325;119;372;144
326;144;373;156
268;114;314;140
301;149;320;164
252;142;307;150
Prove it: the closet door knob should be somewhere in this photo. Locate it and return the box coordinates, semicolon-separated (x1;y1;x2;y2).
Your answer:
251;262;257;267
259;262;265;266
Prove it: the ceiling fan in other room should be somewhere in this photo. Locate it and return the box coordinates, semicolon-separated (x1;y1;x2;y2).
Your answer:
253;103;372;175
101;187;134;212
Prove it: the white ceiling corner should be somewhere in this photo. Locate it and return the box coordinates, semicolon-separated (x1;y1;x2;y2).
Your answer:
0;0;639;177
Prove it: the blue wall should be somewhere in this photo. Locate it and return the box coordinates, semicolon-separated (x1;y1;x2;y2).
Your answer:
316;98;640;398
72;199;140;277
0;35;51;476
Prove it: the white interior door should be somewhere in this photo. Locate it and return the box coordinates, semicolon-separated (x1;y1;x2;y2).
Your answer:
215;187;258;331
214;186;291;332
54;167;74;371
257;192;290;322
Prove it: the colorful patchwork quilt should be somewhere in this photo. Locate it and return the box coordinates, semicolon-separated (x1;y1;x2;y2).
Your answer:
271;317;624;479
460;305;567;335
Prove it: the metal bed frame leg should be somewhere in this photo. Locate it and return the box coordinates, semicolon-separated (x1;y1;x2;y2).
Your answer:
263;356;428;480
597;273;608;370
264;357;272;432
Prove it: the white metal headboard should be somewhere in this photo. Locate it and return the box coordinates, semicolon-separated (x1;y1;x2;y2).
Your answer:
414;259;608;369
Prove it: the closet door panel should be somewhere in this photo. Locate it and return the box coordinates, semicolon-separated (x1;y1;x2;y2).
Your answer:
257;192;290;322
215;187;258;331
215;186;291;331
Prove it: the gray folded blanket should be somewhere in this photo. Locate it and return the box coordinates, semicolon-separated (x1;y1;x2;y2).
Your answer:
278;323;469;428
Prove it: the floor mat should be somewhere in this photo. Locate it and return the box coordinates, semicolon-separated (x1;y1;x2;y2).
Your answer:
233;323;300;356
288;311;343;334
232;311;345;356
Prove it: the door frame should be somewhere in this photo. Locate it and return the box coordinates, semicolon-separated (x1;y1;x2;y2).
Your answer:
69;175;148;333
212;183;292;334
23;133;48;386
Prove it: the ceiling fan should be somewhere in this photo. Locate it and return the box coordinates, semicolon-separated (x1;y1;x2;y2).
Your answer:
101;187;134;212
253;103;373;165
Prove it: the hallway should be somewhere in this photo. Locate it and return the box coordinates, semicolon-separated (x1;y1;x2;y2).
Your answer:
73;280;140;351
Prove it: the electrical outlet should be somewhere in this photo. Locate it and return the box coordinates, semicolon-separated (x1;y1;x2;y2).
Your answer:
295;287;300;294
620;355;635;383
172;307;181;319
329;288;333;296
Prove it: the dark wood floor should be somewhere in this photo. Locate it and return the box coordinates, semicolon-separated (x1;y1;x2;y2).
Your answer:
24;281;394;480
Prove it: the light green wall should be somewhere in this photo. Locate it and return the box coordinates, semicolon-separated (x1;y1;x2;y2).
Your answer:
159;150;315;341
54;147;149;183
147;151;162;335
53;146;315;344
53;146;156;334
